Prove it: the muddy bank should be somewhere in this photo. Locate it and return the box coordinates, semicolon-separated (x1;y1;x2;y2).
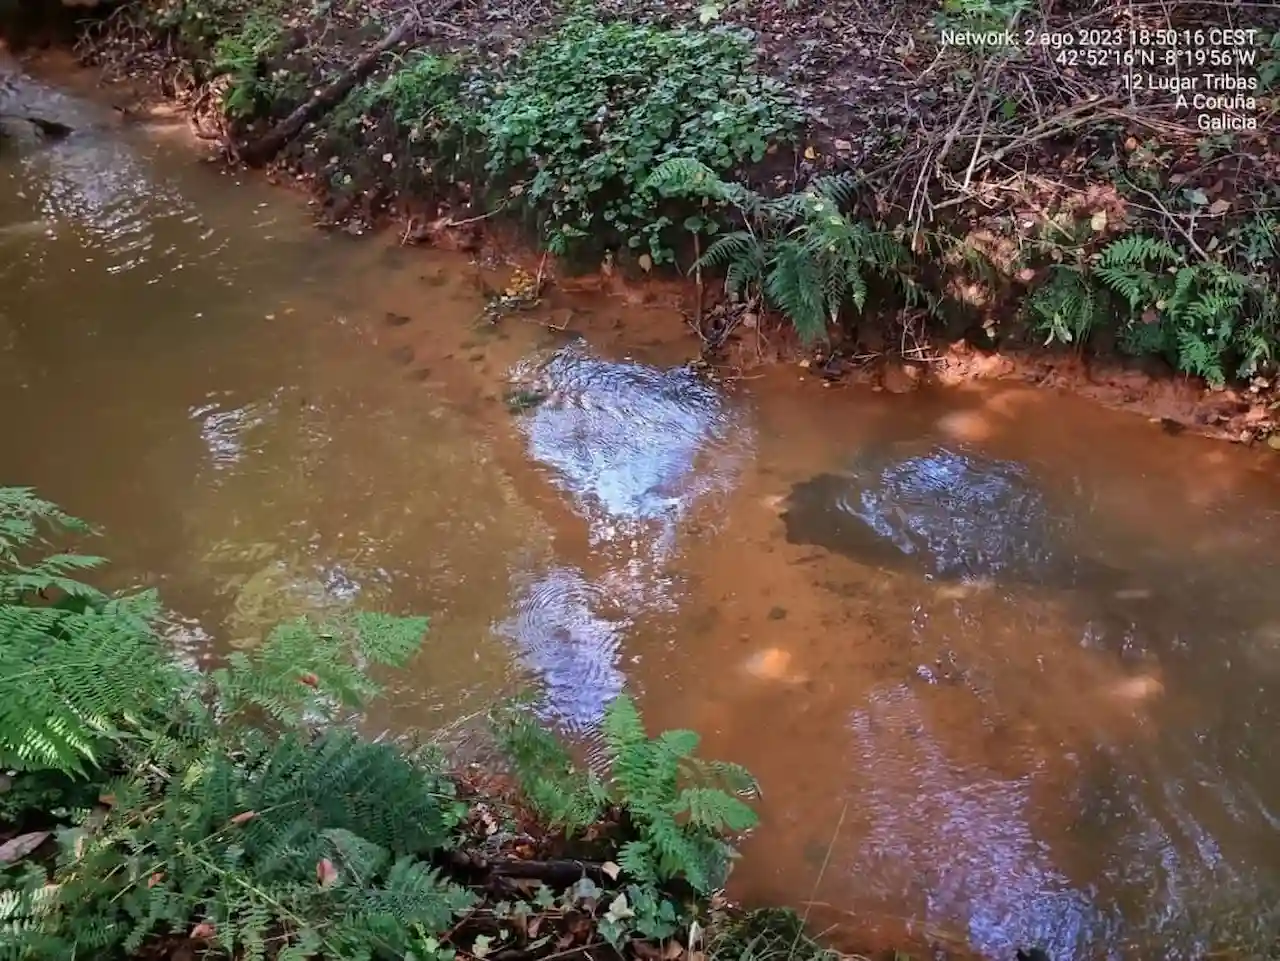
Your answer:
6;0;1279;448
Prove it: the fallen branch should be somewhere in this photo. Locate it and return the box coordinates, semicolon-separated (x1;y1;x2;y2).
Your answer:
239;5;456;166
485;858;611;886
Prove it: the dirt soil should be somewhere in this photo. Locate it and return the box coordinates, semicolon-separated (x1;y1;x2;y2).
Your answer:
16;0;1280;449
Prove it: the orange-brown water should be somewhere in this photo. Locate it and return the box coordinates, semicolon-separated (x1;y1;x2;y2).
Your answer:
4;64;1280;960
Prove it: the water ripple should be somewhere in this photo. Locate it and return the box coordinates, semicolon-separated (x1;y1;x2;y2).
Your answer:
502;340;751;727
497;566;630;734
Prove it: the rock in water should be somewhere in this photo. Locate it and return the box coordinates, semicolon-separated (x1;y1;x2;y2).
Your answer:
780;445;1123;592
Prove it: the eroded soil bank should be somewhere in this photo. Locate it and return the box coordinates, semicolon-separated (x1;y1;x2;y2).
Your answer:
6;0;1280;447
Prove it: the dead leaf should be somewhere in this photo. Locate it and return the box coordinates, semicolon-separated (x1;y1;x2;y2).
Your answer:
0;832;49;864
1090;210;1108;232
316;858;338;888
637;253;653;273
663;939;684;960
298;673;319;688
601;860;621;880
605;892;634;922
190;922;216;940
148;872;165;888
1208;198;1231;216
688;921;704;950
803;145;817;160
229;811;257;825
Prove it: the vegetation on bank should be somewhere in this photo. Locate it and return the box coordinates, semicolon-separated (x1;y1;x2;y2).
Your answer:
30;0;1280;409
0;486;834;961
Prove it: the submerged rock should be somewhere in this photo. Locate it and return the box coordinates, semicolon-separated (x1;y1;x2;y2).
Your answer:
780;445;1123;592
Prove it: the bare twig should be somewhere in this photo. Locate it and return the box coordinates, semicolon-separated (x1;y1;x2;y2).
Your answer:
1124;180;1211;261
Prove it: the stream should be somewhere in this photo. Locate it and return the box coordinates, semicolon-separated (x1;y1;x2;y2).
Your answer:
4;61;1280;960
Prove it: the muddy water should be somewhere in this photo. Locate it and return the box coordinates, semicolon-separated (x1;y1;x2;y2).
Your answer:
5;63;1280;961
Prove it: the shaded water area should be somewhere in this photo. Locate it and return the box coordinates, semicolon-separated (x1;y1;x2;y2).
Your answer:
5;61;1280;960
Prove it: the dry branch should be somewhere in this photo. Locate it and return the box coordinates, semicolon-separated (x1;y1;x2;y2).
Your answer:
239;2;458;166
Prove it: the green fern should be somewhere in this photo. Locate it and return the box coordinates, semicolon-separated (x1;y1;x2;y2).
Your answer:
646;159;905;344
601;696;757;894
643;157;760;214
1026;265;1107;346
0;490;181;776
213;610;427;727
490;703;608;834
1033;233;1280;386
35;727;471;960
499;693;758;895
0;488;473;961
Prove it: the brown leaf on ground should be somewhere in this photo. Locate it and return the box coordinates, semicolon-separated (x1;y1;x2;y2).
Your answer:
0;832;49;864
317;857;339;888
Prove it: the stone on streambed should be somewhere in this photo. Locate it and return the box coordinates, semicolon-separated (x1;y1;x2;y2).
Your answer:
779;445;1126;594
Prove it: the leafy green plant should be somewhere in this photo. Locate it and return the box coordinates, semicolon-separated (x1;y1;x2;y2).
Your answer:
211;12;284;118
370;53;473;134
479;15;801;262
489;702;607;835
1025;233;1280;385
1259;30;1280;91
0;487;181;776
932;0;1030;42
645;158;913;343
0;487;473;961
149;0;245;50
1026;264;1106;346
495;694;758;896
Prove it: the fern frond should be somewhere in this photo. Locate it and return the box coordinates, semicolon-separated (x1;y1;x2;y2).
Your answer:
766;239;828;343
810;172;860;211
678;786;758;833
492;703;606;833
213;611;427;725
643;158;759;213
1099;234;1181;268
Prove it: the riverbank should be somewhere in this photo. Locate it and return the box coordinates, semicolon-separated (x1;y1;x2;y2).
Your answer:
7;0;1279;447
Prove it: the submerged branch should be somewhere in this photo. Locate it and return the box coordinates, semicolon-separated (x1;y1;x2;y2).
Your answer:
0;113;74;139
